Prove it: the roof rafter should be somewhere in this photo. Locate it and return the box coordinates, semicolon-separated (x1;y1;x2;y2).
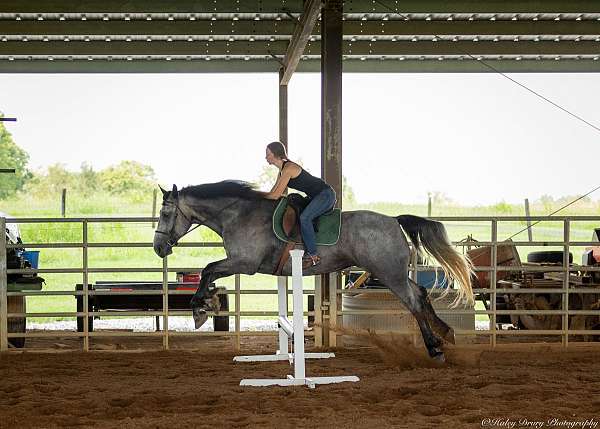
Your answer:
1;40;598;57
1;1;599;73
0;0;304;14
343;0;600;14
2;58;600;74
0;20;297;36
280;0;322;85
3;0;600;14
4;20;600;38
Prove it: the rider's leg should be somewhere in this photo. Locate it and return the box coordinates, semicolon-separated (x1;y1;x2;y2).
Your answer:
299;187;336;263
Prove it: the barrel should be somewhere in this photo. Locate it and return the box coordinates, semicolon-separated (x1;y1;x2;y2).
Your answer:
8;296;26;348
342;290;474;346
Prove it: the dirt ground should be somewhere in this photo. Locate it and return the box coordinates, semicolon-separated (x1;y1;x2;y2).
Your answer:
1;333;599;429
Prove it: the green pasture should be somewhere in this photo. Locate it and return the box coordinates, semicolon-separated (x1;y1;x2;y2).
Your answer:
2;192;600;324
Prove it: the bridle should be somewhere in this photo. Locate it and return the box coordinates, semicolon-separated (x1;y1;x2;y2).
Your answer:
155;198;239;248
155;201;199;247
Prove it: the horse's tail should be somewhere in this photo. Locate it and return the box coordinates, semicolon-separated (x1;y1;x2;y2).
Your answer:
396;214;474;307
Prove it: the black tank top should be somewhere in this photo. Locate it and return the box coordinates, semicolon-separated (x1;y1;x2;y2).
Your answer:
282;160;330;199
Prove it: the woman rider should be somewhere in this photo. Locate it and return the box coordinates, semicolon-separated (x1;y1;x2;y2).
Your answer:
261;141;336;268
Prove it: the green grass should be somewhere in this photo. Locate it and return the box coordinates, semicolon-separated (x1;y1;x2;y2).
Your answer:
3;191;600;323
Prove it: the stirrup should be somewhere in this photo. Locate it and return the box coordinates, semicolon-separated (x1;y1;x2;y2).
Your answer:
302;254;321;269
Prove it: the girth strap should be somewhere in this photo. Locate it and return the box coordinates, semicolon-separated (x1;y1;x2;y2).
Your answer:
273;241;297;276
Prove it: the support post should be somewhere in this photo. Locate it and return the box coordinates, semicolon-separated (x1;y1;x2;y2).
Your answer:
61;188;67;218
152;189;157;229
278;66;291;344
82;220;89;351
328;272;339;347
524;198;533;241
313;275;323;347
234;273;241;352
428;193;432;217
0;217;7;351
321;0;343;204
491;219;498;348
320;0;343;347
562;219;570;347
279;67;288;148
162;253;169;350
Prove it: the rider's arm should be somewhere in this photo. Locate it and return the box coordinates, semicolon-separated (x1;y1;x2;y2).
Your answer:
264;166;293;200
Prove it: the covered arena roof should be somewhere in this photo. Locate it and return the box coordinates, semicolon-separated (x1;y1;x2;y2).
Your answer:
1;0;600;73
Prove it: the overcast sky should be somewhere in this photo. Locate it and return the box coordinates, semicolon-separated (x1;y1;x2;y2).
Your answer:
1;72;599;205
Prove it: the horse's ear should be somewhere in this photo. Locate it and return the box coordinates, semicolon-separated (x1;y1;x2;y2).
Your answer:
172;184;178;199
159;185;168;196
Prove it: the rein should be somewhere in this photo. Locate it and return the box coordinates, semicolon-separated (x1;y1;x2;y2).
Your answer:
156;198;240;247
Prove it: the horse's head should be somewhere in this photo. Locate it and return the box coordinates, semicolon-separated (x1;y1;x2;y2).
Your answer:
153;184;193;258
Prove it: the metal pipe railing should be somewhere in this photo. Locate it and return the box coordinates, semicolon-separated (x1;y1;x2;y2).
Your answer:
1;217;7;351
1;215;600;352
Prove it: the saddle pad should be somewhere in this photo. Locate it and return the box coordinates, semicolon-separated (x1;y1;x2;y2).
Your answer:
272;197;341;245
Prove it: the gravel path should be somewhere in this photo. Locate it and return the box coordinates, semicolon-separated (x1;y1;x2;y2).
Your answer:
27;317;278;332
27;318;490;332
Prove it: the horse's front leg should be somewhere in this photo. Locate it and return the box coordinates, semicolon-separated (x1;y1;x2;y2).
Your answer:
190;259;238;329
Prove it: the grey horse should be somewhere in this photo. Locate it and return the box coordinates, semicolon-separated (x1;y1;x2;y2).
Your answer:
153;181;473;361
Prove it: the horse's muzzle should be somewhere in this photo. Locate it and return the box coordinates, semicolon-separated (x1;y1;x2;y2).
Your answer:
153;242;173;258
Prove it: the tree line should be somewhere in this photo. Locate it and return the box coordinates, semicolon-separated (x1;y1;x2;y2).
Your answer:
1;117;358;205
0;117;158;200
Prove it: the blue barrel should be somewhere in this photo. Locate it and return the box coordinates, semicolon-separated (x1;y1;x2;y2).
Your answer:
417;269;447;289
22;251;40;269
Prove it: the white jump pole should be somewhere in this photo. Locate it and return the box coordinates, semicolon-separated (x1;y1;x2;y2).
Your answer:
235;249;359;388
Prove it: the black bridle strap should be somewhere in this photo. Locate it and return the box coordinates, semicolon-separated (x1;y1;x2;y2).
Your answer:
158;199;239;245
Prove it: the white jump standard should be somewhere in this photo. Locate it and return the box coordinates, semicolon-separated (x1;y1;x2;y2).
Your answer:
233;249;360;388
233;250;333;364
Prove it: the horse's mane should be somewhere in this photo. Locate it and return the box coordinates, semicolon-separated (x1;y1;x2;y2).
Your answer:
181;180;263;200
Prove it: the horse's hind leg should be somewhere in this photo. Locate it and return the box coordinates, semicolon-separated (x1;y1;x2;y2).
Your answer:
378;270;445;362
409;279;456;345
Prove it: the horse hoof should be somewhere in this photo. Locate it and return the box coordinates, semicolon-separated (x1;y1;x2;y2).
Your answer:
431;336;443;349
193;308;208;329
432;352;446;364
443;328;456;345
206;294;221;314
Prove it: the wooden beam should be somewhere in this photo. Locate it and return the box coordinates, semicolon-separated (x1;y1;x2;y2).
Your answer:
339;58;600;72
2;58;600;74
0;20;297;37
2;0;599;14
343;0;600;14
0;41;290;56
0;0;304;14
0;59;284;73
340;41;600;56
280;0;322;85
3;40;597;57
3;20;600;38
342;20;600;36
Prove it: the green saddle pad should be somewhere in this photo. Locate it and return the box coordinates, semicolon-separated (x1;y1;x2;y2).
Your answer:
272;197;341;245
